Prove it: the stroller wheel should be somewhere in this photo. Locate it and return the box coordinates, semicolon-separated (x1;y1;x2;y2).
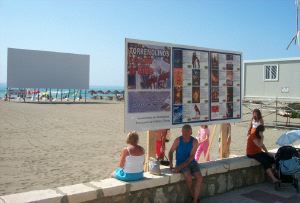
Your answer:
274;181;280;191
295;179;299;193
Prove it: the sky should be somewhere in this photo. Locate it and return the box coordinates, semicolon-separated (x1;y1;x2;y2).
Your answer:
0;0;299;86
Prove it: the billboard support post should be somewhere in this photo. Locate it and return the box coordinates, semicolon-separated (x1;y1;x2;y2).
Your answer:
33;89;35;102
50;88;52;102
61;89;63;102
23;88;25;103
56;89;58;100
7;88;10;102
219;123;231;159
205;125;217;161
145;130;156;172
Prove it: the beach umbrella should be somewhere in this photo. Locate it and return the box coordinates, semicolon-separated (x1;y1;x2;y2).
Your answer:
112;90;120;94
105;90;111;94
276;130;300;146
97;90;104;94
88;90;97;95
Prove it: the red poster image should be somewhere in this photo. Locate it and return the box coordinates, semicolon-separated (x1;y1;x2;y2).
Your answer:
174;86;183;104
127;43;171;90
192;87;200;103
211;70;219;86
173;68;183;86
211;87;219;102
211;105;219;113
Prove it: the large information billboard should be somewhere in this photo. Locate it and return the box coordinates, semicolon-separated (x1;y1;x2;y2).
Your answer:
125;39;241;132
7;48;90;89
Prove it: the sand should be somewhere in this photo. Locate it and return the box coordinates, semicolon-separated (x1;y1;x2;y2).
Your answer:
0;100;299;195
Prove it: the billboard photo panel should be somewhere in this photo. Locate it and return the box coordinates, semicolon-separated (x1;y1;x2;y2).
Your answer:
125;40;172;131
125;38;242;132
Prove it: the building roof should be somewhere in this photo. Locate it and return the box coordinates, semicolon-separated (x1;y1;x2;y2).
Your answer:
244;57;300;64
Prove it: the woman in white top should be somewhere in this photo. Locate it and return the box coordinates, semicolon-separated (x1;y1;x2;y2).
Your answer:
112;132;145;181
248;109;264;136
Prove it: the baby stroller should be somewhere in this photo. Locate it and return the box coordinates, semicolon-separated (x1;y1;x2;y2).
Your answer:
275;145;300;192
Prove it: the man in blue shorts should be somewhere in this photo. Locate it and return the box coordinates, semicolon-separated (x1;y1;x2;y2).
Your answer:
168;124;203;203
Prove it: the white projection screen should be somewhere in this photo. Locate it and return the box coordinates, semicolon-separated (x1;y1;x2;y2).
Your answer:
7;48;90;89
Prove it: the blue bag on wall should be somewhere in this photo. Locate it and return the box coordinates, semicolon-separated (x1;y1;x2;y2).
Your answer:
279;156;300;175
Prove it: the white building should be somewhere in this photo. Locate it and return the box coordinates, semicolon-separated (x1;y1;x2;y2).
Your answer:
243;57;300;102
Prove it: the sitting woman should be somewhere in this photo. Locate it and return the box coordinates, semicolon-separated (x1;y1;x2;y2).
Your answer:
246;125;280;185
112;131;145;181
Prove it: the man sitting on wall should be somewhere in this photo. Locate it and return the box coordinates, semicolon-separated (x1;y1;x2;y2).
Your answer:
169;124;203;203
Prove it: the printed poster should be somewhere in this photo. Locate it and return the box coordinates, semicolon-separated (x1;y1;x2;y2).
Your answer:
210;52;241;120
125;38;242;132
172;48;209;124
125;40;172;131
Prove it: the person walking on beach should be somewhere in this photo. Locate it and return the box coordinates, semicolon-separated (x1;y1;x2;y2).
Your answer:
195;125;210;162
112;132;145;181
169;124;202;203
247;109;264;136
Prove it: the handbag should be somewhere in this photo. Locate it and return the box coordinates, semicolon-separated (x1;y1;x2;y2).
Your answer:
160;155;170;166
149;157;161;175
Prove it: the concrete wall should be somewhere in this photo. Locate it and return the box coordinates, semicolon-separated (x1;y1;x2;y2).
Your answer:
0;155;266;203
243;59;300;101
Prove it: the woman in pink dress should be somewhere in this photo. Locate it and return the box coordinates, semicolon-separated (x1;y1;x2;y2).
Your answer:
195;125;210;162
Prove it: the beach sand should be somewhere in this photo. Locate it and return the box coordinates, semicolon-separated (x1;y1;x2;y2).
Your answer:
0;101;299;195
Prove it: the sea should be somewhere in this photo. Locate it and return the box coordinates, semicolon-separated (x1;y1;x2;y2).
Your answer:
0;83;124;99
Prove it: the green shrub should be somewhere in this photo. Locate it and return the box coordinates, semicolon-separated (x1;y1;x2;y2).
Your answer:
291;111;300;119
